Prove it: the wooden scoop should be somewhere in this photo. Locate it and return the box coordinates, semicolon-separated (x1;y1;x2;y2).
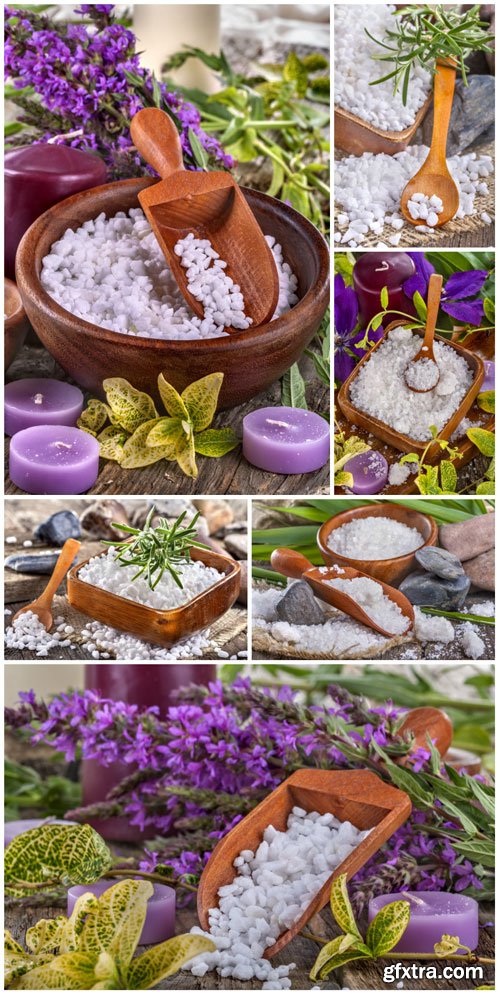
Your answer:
404;273;442;393
270;547;414;637
130;108;279;328
12;539;81;632
401;61;459;228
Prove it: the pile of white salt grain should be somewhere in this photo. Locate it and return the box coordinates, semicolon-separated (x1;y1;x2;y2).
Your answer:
326;575;408;635
327;514;423;560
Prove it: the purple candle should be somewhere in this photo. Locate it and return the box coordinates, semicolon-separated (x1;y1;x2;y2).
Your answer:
5;378;84;436
67;879;176;944
9;424;99;494
243;407;329;474
5;144;107;280
368;892;478;953
353;252;417;327
343;451;388;494
4;818;76;847
481;360;495;392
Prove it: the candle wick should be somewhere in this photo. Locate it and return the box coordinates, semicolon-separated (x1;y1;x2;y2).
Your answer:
401;891;427;906
47;129;84;144
375;262;390;272
267;419;290;428
54;441;73;449
32;393;44;405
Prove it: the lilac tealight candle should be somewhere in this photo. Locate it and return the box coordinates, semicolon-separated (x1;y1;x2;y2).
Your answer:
243;407;329;474
343;451;388;494
9;425;99;494
368;892;478;954
481;360;495;392
5;378;84;437
67;879;176;944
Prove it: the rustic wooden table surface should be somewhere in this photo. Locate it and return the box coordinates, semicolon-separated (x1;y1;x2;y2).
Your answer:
5;345;330;497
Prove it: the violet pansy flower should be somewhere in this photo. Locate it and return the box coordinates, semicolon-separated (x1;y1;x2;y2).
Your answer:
334;273;384;383
404;253;488;327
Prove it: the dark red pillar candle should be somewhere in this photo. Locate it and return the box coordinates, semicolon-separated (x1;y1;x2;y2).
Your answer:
353;252;417;328
82;663;216;841
5;144;107;279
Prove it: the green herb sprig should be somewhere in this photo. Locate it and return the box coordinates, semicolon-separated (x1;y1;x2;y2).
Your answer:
367;4;495;101
107;507;209;591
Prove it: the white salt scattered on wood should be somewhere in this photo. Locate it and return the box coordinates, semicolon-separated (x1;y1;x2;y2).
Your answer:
327;516;423;560
458;621;485;659
388;462;412;486
413;608;454;644
469;601;495;618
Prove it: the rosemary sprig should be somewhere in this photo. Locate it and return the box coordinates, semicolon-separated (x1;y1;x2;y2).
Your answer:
106;507;209;591
367;4;495;102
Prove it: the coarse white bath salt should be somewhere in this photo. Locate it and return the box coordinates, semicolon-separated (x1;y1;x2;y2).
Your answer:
326;576;408;635
185;807;371;989
413;607;454;645
406;192;443;226
458;621;485;659
349;326;473;441
78;548;222;610
4;610;73;658
41;209;298;341
404;358;440;391
327;516;423;560
334;5;431;131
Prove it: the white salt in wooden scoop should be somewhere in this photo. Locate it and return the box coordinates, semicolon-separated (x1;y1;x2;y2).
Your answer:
404;273;443;393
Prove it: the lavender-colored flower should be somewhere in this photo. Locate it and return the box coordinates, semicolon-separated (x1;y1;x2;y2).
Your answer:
404;253;488;327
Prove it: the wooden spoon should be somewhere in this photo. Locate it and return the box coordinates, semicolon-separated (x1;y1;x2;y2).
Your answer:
398;706;453;758
400;61;459;228
12;539;81;632
130;108;279;328
404;273;442;393
270;547;414;637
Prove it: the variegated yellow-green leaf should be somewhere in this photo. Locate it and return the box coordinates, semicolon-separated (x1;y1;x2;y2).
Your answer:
194;427;239;457
366;900;411;957
80;880;151;973
335;470;354;488
93;950;121;987
78;400;111;437
5;933;27;957
310;934;371;982
97;426;129;463
146;417;185;458
120;420;171;469
5;932;49;988
434;934;464;957
439;460;457;492
329;874;362;940
127;934;215;990
59;893;100;954
25;916;67;955
181;372;223;432
175;429;198;479
466;427;495;458
10;951;99;989
103;379;157;434
157;374;189;420
5;824;113;896
477;390;494;414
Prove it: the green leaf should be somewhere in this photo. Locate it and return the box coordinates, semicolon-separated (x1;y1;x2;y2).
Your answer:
434;934;465;957
454;839;495;867
329;874;362;940
439;460;457;492
380;286;389;309
146;418;185;458
79;880;151;972
283;51;308;97
310;934;370;982
281;363;307;409
5;824;113;896
438;799;478;835
77;399;110;436
181;372;224;431
119;419;171;469
268;157;285;197
187;127;209;169
483;297;495;324
413;291;427;322
151;74;162;109
175;428;198;479
477;390;494;414
103;379;157;434
59;893;100;954
157;374;189;420
25;916;70;956
97;426;129;463
466;427;495;457
376;755;434;808
127;934;215;989
335;471;354;488
366;900;411;956
477;480;494;495
452;723;493;754
10;951;100;989
193;427;240;456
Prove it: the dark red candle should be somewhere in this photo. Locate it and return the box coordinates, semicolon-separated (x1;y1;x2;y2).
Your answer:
82;663;216;841
353;252;416;328
5;144;107;279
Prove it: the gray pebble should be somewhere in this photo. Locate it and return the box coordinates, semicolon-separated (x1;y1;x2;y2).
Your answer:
415;545;464;581
399;570;471;610
276;581;325;626
35;510;81;546
5;552;76;575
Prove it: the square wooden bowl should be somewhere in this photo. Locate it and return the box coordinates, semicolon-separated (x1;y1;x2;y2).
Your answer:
197;769;411;958
337;322;484;456
335;92;433;155
67;546;241;649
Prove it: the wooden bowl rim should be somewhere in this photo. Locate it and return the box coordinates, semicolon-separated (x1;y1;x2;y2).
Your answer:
4;277;26;329
16;178;330;353
337;321;484;454
68;545;240;621
335;90;433;143
317;502;439;568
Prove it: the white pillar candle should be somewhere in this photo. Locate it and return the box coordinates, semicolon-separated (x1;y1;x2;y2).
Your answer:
133;4;221;93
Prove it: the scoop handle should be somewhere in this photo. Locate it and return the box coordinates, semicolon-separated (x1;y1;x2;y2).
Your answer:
38;539;81;606
130;108;185;179
270;547;314;580
423;273;443;351
427;61;456;169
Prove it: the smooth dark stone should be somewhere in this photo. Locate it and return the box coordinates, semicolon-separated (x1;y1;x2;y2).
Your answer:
415;545;464;581
399;569;471;610
276;580;325;626
5;552;77;575
80;500;129;541
448;76;495;155
35;510;81;546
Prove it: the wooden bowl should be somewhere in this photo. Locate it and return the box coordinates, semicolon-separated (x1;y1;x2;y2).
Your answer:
335;93;433;155
5;278;30;370
317;502;438;586
15;179;330;411
67;546;240;648
197;769;411;958
337;322;484;457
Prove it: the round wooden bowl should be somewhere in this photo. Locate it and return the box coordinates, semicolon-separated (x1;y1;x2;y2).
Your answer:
15;179;330;410
5;277;30;370
317;503;439;586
